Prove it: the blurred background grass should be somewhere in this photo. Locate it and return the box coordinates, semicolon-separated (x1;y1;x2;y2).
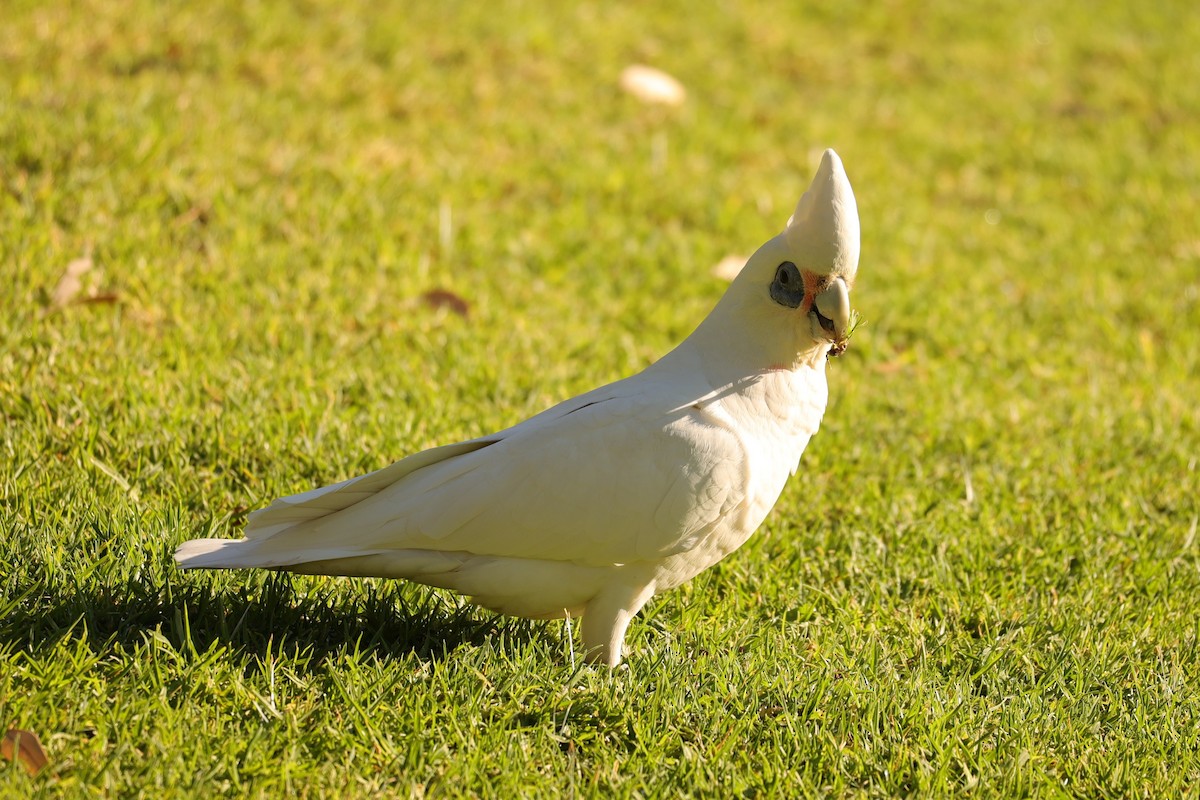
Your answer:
2;0;1199;796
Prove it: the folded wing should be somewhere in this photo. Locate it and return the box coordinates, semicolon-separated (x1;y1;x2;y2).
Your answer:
176;383;748;571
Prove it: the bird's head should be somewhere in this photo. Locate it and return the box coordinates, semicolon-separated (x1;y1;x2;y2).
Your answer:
714;149;860;368
780;148;859;356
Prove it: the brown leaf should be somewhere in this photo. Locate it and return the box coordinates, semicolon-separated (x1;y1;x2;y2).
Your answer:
172;205;210;228
50;257;93;307
78;291;122;305
421;288;470;318
871;360;910;374
2;728;49;775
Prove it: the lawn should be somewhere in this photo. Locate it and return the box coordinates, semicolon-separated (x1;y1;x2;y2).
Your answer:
2;0;1199;796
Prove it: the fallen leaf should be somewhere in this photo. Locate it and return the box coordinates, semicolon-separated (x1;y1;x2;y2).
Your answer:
868;362;902;376
711;254;748;281
50;257;93;307
2;728;49;776
172;205;210;228
619;65;686;106
78;291;122;305
421;288;470;318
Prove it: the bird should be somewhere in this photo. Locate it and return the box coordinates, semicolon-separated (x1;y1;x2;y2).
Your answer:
176;149;860;667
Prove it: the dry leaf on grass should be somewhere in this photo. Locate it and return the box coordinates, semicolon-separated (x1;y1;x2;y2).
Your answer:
711;254;748;281
46;256;124;310
871;360;911;374
619;65;686;106
421;288;470;318
78;292;122;305
2;728;49;776
50;257;93;307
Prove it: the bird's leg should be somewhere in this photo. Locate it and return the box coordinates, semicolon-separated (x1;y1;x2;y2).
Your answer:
581;581;656;667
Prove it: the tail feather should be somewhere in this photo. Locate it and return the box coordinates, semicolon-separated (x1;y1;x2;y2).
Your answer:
174;538;254;569
176;438;500;572
174;538;383;570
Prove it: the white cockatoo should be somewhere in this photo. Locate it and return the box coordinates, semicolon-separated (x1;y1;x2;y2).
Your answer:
176;149;860;666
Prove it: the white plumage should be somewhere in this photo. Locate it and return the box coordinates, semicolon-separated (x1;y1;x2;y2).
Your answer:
177;149;861;666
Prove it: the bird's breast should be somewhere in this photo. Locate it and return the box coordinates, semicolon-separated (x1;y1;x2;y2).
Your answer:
652;365;828;589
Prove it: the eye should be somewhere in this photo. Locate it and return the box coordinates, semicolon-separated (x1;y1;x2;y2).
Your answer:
769;261;805;309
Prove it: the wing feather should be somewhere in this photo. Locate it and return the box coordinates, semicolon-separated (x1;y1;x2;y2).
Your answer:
194;370;750;570
242;438;499;540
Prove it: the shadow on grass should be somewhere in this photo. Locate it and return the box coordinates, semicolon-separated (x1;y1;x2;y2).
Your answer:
1;571;550;665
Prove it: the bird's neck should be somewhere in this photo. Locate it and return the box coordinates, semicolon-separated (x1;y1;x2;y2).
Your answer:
655;314;830;448
673;293;830;389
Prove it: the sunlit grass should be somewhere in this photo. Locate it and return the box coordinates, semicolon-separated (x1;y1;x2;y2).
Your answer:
3;0;1199;796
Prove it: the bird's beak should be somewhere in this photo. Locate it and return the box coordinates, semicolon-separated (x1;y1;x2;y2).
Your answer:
813;276;851;352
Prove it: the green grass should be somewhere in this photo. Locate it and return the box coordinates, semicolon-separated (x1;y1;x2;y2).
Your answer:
3;0;1199;796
